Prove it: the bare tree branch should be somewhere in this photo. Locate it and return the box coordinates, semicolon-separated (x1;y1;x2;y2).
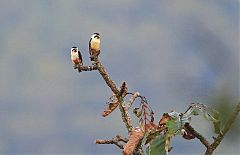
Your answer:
92;58;133;133
185;102;240;155
78;65;98;71
77;53;239;155
94;58;119;94
118;82;133;133
184;123;210;148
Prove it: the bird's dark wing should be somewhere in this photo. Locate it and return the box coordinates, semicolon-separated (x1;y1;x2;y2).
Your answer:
89;38;92;56
78;51;83;65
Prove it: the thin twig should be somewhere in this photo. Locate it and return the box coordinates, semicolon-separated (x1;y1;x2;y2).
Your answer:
126;92;140;110
116;135;129;143
95;135;128;150
95;135;142;155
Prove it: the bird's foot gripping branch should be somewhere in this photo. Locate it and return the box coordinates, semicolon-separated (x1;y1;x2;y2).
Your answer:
71;33;240;155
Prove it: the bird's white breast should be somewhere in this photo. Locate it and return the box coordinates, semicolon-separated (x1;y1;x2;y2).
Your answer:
71;52;79;59
91;38;100;51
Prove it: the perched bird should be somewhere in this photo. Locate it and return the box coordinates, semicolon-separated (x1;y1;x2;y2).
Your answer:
71;46;83;72
89;33;100;61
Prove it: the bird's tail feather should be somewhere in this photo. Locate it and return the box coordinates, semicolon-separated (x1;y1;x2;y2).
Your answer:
77;64;81;72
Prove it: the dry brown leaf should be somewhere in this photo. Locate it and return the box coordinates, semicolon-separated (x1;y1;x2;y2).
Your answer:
119;81;128;97
145;122;158;131
123;127;144;155
102;100;119;117
158;113;171;127
182;124;196;140
133;107;142;118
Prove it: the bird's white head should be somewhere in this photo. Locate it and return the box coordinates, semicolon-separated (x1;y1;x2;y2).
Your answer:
91;33;100;39
71;46;78;53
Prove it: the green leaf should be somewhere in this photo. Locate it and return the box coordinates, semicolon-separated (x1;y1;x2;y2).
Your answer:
213;119;221;134
183;103;222;134
191;108;202;115
142;130;162;146
165;119;181;135
164;112;183;135
213;110;221;134
146;135;167;155
207;109;221;134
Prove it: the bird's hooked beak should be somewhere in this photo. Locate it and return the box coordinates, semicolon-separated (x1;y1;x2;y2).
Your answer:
95;35;100;39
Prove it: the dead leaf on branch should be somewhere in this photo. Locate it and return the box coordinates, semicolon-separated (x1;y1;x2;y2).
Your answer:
133;96;155;132
123;127;144;155
102;101;118;117
133;107;143;118
102;95;119;117
102;82;129;117
182;123;196;140
119;81;128;98
145;122;158;131
158;113;171;128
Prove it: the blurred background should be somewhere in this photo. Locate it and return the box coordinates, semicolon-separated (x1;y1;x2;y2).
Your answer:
0;0;239;154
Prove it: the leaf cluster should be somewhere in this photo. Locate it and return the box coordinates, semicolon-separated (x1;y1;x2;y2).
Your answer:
103;91;221;155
